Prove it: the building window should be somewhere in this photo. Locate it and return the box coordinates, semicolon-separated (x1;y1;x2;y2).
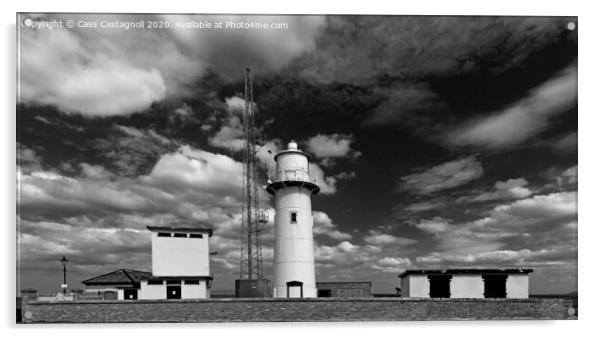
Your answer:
317;289;332;297
166;280;182;285
147;280;163;285
189;234;203;239
290;211;297;224
103;291;117;300
483;274;508;298
184;280;200;285
428;274;451;298
173;233;187;238
157;232;171;237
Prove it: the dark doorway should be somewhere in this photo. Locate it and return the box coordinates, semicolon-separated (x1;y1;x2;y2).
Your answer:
317;289;332;297
166;285;182;299
124;288;137;300
428;275;451;298
483;274;507;298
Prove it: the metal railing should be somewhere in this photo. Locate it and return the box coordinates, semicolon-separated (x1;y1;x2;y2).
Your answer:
268;169;317;184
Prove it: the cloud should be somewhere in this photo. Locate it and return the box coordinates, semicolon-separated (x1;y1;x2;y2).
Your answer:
17;144;43;173
416;248;566;265
93;125;178;176
401;200;444;213
363;230;416;246
19;28;167;116
414;191;577;267
163;15;327;80
456;178;533;203
141;145;243;197
305;133;362;166
446;65;577;149
412;217;452;235
399;156;483;195
19;14;327;116
312;211;352;240
208;116;246;152
296;16;572;85
559;165;577;186
309;163;337;195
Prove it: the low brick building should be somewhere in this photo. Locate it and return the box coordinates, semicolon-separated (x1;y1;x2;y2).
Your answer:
316;282;371;297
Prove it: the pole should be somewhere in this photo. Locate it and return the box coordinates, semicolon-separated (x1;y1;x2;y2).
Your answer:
62;263;67;295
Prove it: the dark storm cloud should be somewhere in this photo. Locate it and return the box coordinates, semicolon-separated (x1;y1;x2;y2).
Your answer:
287;16;577;150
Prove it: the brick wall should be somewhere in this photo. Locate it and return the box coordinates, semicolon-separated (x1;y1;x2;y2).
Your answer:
20;297;575;323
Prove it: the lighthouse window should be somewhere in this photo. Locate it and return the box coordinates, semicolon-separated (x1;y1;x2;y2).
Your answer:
290;211;297;224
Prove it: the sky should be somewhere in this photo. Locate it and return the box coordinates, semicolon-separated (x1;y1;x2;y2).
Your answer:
16;14;577;295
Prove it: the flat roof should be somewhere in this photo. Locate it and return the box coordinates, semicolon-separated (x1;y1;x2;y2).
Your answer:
398;268;534;278
145;276;213;281
146;226;213;236
316;281;372;285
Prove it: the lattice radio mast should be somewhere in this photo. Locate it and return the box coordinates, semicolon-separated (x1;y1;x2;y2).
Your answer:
239;68;265;281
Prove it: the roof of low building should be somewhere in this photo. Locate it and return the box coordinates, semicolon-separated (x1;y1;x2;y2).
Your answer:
146;226;213;236
398;268;534;278
146;276;213;281
82;269;152;285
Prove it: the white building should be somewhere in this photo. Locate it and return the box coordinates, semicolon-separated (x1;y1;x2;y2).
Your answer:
266;141;320;298
82;226;213;300
398;269;533;299
139;226;213;299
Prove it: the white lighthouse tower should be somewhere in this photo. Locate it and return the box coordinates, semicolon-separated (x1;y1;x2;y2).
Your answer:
266;141;320;298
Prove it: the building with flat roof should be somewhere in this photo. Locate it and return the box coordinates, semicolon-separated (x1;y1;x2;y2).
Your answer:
398;269;533;299
81;226;214;300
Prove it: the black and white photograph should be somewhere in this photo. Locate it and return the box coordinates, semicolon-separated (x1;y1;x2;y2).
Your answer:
15;11;579;324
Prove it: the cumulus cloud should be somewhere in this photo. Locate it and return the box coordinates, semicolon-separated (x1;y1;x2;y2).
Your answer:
19;28;167;116
163;15;327;80
446;65;577;149
415;191;577;267
363;230;416;246
456;177;533;203
412;217;452;235
372;257;413;273
312;211;352;240
309;163;337;195
208;116;246;152
141;145;243;197
18;14;327;116
305;133;362;166
399;156;484;195
17;143;264;288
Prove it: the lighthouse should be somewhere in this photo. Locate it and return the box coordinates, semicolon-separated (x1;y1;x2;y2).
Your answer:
266;141;320;298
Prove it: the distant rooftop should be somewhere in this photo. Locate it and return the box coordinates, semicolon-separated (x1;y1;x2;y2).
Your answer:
146;226;213;236
82;269;152;285
398;268;534;278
